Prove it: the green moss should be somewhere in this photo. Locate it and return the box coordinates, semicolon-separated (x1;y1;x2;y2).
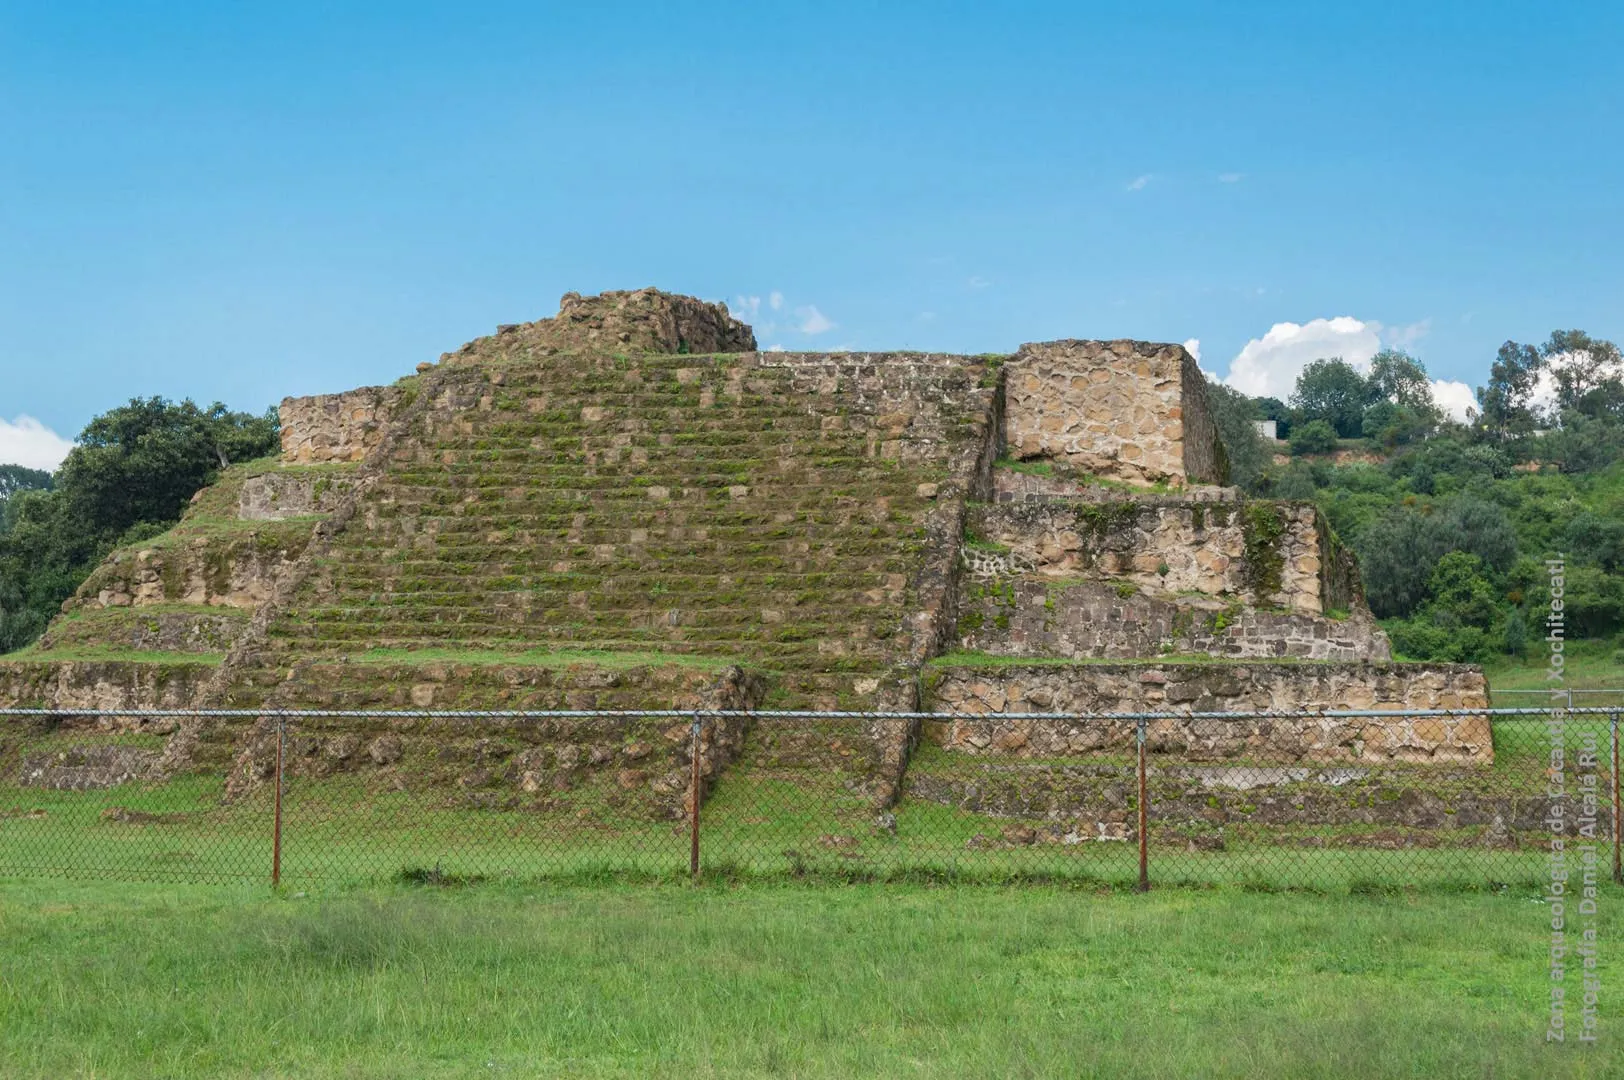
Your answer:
963;530;1012;554
1113;581;1139;600
1239;501;1287;601
1076;502;1142;540
993;456;1053;478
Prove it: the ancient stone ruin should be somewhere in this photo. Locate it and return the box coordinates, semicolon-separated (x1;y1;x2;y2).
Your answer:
0;287;1490;820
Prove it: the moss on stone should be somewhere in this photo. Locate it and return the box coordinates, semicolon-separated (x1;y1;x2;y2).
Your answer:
1239;501;1287;601
1075;501;1142;540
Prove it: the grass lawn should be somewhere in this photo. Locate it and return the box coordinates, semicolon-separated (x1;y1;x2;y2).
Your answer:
1484;638;1623;699
0;880;1618;1079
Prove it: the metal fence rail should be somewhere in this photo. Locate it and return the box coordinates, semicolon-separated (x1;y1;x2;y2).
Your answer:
2;706;1620;891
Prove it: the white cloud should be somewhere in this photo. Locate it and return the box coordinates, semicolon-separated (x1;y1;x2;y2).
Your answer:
797;305;835;335
0;415;74;471
967;276;991;290
1181;338;1201;365
1223;317;1382;400
1217;172;1244;183
917;311;937;322
1126;174;1152;192
1382;318;1432;349
765;343;786;353
1430;380;1478;423
1222;315;1476;420
737;291;839;339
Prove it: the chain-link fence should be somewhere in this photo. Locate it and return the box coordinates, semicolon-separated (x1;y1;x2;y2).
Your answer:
2;706;1620;891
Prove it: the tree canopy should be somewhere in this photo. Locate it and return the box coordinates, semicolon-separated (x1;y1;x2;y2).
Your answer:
0;398;278;652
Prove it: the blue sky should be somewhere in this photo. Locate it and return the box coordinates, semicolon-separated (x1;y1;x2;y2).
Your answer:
3;1;1621;467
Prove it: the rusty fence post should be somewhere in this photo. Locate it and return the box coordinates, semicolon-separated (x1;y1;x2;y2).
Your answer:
689;713;703;883
1612;713;1621;887
1136;717;1149;893
272;714;285;888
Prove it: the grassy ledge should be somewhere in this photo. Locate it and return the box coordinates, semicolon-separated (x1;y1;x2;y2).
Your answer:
347;646;742;672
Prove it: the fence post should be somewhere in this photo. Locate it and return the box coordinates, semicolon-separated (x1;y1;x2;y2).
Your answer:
1136;717;1149;893
271;715;285;889
1612;713;1621;887
689;712;703;883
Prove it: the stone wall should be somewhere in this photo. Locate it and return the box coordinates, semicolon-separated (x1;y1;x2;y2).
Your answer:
992;467;1237;505
0;659;214;711
279;386;401;464
36;609;248;655
238;471;361;520
925;662;1492;764
905;766;1565;843
224;661;766;819
1178;350;1226;483
964;500;1333;613
957;578;1390;662
750;351;1000;475
69;524;315;611
1003;339;1222;486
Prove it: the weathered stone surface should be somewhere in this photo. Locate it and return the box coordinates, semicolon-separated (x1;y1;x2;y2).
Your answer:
905;763;1581;842
993;467;1237;505
964;499;1357;615
1003;340;1224;486
222;662;767;819
36;609;248;655
68;531;312;611
238;471;359;520
280;386;400;465
443;288;756;364
958;578;1390;662
926;662;1492;763
0;659;212;711
19;745;162;790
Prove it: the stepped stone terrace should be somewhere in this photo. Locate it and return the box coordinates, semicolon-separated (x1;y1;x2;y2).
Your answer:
0;287;1490;815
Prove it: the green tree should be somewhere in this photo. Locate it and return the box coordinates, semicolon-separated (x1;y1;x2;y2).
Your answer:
1361;401;1434;449
1358;508;1456;617
1203;379;1269;491
1502;607;1528;656
1542;330;1624;420
1291;358;1370;438
0;466;54;538
1367;350;1436;412
1425;552;1501;631
56;398;278;541
1289;419;1339;456
1477;340;1544;436
0;465;53;500
1252;396;1294;438
0;397;278;653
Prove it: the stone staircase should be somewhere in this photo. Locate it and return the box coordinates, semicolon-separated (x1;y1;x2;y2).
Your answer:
249;349;995;697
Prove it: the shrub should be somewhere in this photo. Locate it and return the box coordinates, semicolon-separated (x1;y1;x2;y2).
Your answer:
1289;420;1339;456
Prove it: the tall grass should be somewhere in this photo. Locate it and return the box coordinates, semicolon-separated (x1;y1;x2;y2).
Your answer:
0;881;1615;1078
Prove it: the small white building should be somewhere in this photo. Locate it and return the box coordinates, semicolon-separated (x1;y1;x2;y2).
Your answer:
1253;419;1278;441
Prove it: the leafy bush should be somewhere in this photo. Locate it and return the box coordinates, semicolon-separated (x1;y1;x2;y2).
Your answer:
1289;420;1339;456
